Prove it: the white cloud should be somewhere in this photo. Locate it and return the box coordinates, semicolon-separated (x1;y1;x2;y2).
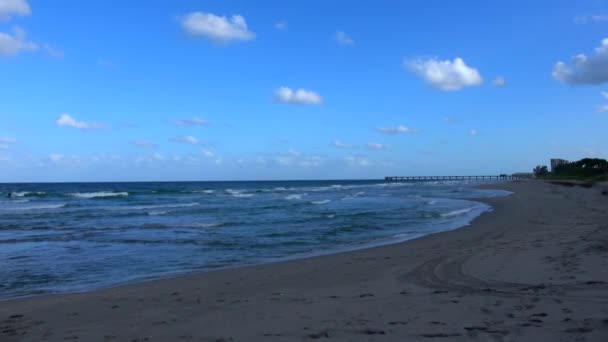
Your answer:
175;117;209;126
343;156;371;167
130;140;156;149
181;12;255;42
468;128;479;136
574;14;608;24
601;91;608;100
0;0;30;21
274;87;323;105
335;30;354;46
443;117;457;123
376;125;420;134
597;104;608;113
56;114;107;130
0;137;17;144
367;142;387;150
332;140;354;149
405;57;483;91
275;20;287;30
0;26;38;57
202;150;215;158
553;38;608;85
171;135;202;145
492;77;506;87
48;153;64;163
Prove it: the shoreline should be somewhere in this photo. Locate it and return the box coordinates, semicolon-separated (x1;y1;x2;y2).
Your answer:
0;182;503;302
1;180;607;341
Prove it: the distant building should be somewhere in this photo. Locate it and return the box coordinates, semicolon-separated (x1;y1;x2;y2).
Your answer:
550;158;569;172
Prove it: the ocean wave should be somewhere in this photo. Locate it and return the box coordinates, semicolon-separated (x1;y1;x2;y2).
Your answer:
108;202;199;211
440;207;474;217
9;191;47;197
192;222;225;228
285;193;307;200
147;211;169;216
225;189;253;198
1;203;67;211
311;199;331;205
68;191;129;199
426;200;437;205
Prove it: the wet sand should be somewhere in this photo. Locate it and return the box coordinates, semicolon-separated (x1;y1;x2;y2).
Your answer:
1;180;607;341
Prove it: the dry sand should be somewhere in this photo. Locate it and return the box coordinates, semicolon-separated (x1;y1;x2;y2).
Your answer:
1;181;607;341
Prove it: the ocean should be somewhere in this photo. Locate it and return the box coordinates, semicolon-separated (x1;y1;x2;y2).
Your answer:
0;180;510;299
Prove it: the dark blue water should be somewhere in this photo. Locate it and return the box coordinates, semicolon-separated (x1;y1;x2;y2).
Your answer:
0;180;509;299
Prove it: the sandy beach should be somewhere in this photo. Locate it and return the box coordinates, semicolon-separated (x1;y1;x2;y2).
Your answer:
1;180;607;341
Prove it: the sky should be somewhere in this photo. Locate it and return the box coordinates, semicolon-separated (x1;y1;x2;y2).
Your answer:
1;0;607;182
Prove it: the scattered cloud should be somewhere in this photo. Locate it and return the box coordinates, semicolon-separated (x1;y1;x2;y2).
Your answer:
376;125;420;135
202;150;215;158
598;91;608;112
574;14;608;24
274;87;323;105
171;135;204;145
275;20;287;30
48;153;64;163
0;137;17;144
175;117;209;127
56;114;107;130
468;128;479;136
492;77;506;87
367;142;387;150
343;156;371;167
130;140;157;149
553;38;608;85
180;11;255;42
335;30;354;46
332;140;355;149
443;117;457;123
0;0;30;21
0;26;38;57
405;57;483;91
43;44;64;59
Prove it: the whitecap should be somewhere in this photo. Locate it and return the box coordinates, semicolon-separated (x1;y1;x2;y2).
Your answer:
440;207;474;218
68;191;129;199
147;211;168;216
1;203;67;211
285;193;307;200
311;199;331;205
10;191;46;197
108;202;199;211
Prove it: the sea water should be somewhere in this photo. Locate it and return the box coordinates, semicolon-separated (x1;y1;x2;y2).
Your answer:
0;180;509;299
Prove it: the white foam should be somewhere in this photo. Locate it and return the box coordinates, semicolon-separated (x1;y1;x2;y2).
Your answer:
10;191;46;197
192;222;224;228
147;211;168;216
225;189;253;198
2;203;67;211
110;202;199;211
69;191;129;199
285;193;307;200
440;207;474;218
311;199;331;205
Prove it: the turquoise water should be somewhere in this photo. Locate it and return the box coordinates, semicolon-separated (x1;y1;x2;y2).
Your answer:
0;180;509;299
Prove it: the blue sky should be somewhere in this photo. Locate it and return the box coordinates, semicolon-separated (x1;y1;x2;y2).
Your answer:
1;0;607;182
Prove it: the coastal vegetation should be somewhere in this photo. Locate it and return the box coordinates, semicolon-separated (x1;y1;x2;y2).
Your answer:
535;158;608;187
